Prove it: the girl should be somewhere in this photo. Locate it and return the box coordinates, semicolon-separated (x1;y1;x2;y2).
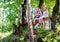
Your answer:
39;5;49;29
34;8;43;29
34;8;42;21
39;5;48;20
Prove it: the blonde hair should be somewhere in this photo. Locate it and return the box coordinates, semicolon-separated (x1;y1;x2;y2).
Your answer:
36;8;41;11
41;4;48;11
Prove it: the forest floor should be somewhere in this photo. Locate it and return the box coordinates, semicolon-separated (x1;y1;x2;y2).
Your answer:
0;31;21;42
0;32;12;39
0;25;60;42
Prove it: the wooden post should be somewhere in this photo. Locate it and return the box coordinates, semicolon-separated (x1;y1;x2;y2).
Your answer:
27;0;34;42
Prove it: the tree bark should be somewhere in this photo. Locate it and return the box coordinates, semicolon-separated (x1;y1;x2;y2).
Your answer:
39;0;43;8
59;0;60;5
51;0;59;32
21;0;27;27
27;0;34;42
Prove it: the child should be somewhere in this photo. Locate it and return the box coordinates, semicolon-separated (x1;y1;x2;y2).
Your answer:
34;8;42;21
40;5;49;29
39;5;48;20
34;8;43;29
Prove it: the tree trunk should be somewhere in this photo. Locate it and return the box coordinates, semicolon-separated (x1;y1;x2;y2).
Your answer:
39;0;43;8
59;0;60;5
27;0;34;42
51;0;59;32
21;0;27;27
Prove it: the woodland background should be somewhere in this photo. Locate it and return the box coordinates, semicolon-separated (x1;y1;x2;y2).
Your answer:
0;0;60;42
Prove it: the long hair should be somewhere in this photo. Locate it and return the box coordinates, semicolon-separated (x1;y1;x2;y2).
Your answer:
41;4;48;12
41;4;48;15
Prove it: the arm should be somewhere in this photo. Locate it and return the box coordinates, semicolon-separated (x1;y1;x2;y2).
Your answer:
46;10;48;16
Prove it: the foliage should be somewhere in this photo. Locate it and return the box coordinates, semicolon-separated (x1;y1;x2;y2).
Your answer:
0;0;60;42
36;28;60;42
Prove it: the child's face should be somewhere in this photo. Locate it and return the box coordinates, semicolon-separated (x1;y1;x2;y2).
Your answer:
43;7;46;10
36;8;41;14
